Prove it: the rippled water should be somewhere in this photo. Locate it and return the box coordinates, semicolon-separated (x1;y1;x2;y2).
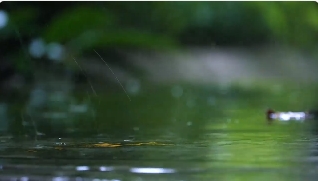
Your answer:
1;83;318;180
0;126;317;181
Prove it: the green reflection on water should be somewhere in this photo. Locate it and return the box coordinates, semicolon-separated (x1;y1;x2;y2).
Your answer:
2;82;318;180
197;83;316;181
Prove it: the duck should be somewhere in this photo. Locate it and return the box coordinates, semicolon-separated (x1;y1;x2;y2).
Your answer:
266;109;318;122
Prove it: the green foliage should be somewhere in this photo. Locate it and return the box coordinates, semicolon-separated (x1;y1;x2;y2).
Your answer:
41;4;180;55
1;2;317;70
254;2;318;48
43;5;116;43
4;2;318;50
2;6;40;39
67;29;178;54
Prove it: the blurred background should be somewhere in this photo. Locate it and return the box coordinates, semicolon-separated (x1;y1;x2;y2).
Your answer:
0;1;317;136
0;2;318;180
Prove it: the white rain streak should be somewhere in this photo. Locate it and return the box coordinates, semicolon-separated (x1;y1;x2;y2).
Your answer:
93;49;131;101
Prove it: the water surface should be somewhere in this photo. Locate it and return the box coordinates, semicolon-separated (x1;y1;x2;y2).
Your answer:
1;83;317;181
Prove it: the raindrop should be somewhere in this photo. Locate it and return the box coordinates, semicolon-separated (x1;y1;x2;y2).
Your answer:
47;42;64;62
171;85;183;98
133;127;139;131
29;38;46;58
187;121;192;126
0;10;8;29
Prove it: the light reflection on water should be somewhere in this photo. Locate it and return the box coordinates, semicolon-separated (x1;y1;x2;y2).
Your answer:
1;83;318;180
0;128;316;181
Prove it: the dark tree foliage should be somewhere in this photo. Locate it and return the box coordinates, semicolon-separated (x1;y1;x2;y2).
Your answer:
0;2;317;85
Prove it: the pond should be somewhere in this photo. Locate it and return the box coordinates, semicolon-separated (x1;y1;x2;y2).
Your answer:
0;82;318;181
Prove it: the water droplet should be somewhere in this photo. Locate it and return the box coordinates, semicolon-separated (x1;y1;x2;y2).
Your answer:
133;127;139;131
187;121;192;126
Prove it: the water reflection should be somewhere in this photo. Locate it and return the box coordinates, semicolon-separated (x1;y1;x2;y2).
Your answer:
0;83;318;180
130;167;176;174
